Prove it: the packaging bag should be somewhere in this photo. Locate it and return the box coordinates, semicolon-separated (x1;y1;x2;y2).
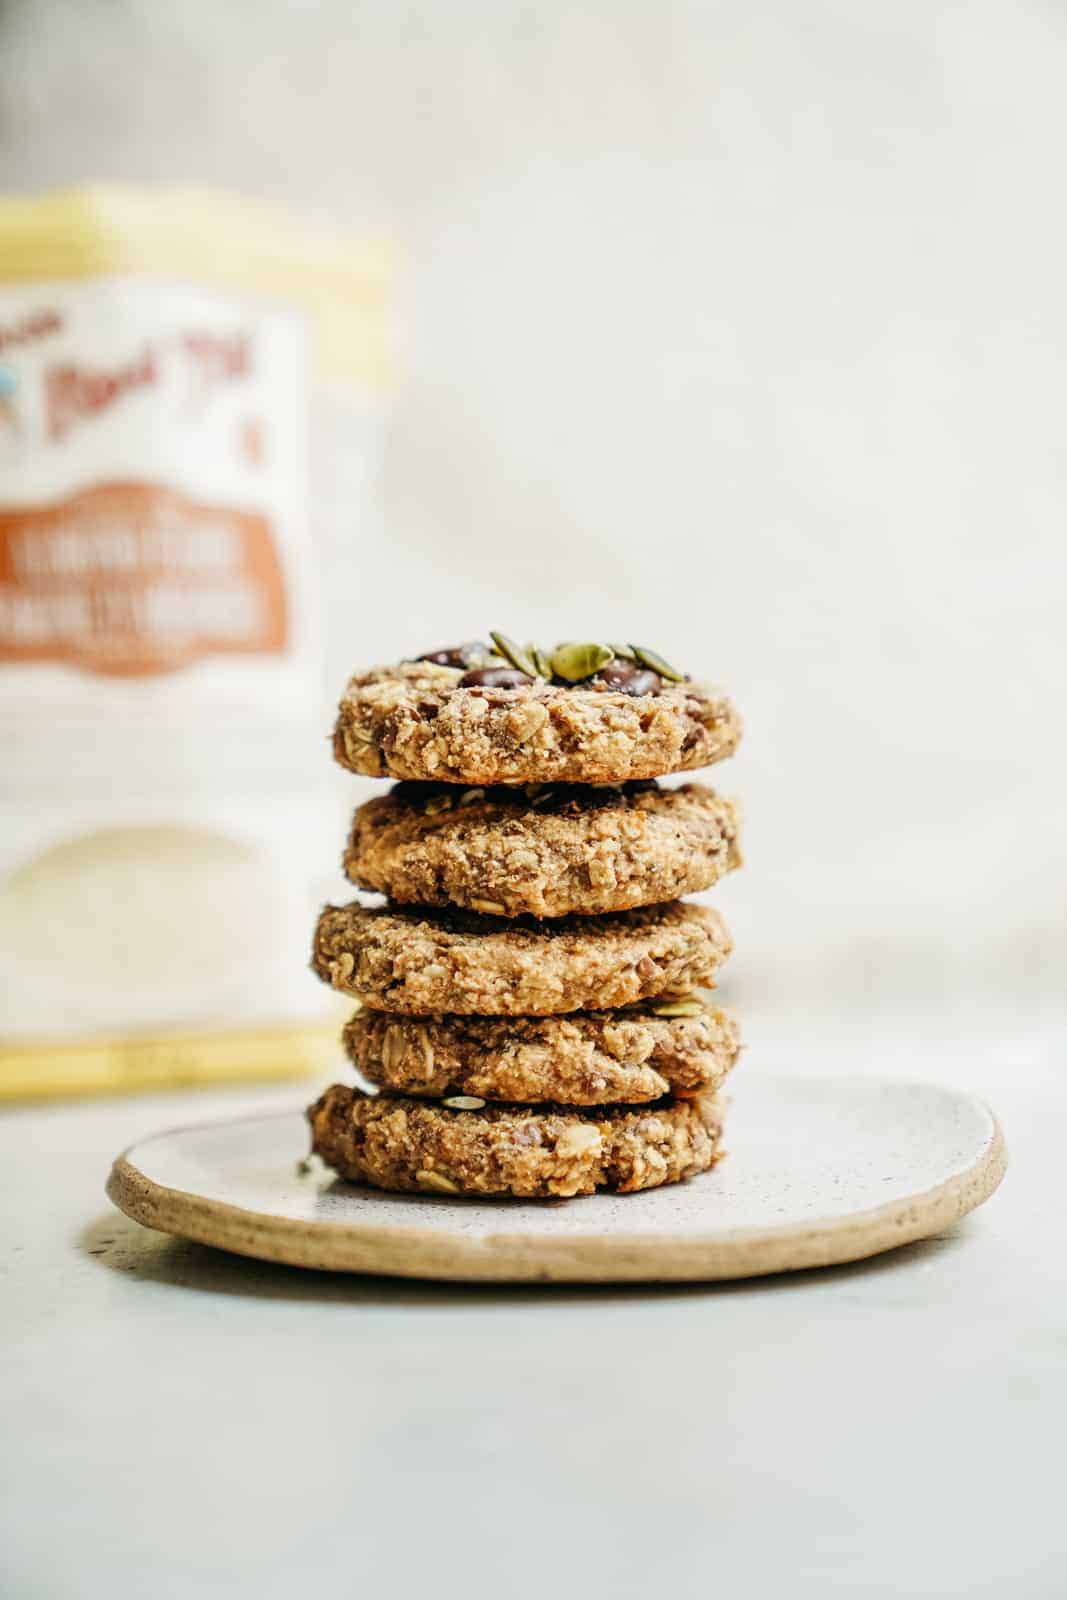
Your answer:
0;187;391;1098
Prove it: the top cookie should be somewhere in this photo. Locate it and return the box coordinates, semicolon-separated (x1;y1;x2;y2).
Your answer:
332;637;741;785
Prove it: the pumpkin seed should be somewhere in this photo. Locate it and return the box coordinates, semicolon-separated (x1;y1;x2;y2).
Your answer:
649;998;704;1017
381;1024;406;1070
423;791;455;815
443;1094;486;1110
608;642;637;661
416;1169;459;1193
550;641;614;681
530;645;553;680
417;1028;435;1075
630;644;684;681
489;631;538;678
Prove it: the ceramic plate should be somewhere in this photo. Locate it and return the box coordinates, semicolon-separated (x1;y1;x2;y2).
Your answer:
106;1074;1006;1283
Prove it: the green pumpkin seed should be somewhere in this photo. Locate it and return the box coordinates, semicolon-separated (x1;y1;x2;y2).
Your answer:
630;644;684;681
416;1169;459;1193
649;998;704;1017
530;645;553;680
423;792;455;815
608;642;637;661
489;631;538;678
550;641;614;681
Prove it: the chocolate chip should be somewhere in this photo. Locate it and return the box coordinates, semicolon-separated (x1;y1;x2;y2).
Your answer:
458;666;530;689
594;659;662;696
417;641;488;668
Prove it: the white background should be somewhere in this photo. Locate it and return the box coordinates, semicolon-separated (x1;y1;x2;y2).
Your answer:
2;0;1064;1032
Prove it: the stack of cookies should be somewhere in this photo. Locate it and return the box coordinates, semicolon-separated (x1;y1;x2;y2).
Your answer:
308;636;743;1199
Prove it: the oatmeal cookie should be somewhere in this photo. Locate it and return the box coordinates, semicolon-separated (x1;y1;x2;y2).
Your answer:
344;780;741;919
344;996;740;1105
333;659;741;785
312;899;732;1016
308;1082;725;1197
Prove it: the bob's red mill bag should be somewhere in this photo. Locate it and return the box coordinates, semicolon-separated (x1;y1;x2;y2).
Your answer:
0;187;391;1098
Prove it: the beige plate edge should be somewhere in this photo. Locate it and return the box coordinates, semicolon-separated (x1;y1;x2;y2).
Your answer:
105;1112;1008;1284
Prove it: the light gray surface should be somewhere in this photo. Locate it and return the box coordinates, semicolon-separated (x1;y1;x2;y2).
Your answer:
2;1028;1061;1599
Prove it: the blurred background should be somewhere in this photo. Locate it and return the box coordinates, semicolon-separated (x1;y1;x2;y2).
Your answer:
1;0;1063;1096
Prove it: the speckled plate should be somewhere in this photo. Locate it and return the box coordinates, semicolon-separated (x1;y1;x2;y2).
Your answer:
106;1074;1006;1283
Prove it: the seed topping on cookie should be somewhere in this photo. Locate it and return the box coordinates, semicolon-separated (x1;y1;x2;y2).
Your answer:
410;634;687;697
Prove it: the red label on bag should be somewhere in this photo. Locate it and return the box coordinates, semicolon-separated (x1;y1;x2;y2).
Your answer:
0;480;288;676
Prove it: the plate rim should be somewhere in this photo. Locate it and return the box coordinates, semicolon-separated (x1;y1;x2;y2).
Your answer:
104;1076;1008;1284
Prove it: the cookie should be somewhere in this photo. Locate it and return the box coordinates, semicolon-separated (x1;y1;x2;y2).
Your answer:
307;1082;725;1198
344;995;740;1105
312;899;732;1016
343;780;741;919
332;657;741;786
